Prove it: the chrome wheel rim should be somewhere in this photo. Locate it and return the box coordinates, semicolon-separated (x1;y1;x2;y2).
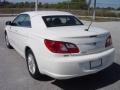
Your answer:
28;54;36;74
5;35;9;46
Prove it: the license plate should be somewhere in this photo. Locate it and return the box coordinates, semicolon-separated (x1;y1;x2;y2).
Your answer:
90;59;102;69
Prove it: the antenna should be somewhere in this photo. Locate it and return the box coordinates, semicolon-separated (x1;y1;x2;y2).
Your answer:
86;0;96;31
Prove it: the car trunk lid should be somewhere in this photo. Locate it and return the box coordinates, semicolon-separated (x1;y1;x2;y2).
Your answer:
45;25;109;55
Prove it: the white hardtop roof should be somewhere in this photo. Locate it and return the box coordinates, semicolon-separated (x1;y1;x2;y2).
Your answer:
21;11;73;17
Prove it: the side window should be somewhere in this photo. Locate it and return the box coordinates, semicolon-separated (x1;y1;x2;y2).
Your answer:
22;15;31;27
12;15;25;26
12;14;31;28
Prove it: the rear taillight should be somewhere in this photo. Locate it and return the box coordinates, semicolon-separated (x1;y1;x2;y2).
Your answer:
44;39;79;53
105;35;112;47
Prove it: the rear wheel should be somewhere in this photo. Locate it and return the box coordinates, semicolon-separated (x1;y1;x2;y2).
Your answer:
26;49;42;79
5;33;13;49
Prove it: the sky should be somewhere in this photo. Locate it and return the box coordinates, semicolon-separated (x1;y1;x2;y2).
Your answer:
4;0;120;8
90;0;120;8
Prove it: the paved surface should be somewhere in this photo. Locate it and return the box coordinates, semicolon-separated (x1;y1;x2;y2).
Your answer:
0;17;120;90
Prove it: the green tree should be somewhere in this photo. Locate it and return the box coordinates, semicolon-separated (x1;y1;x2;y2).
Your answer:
70;0;88;9
117;7;120;10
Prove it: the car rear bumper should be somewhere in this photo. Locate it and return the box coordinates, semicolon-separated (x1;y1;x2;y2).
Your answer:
41;48;115;79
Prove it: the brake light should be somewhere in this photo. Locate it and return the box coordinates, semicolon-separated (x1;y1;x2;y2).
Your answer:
105;35;112;47
44;39;79;53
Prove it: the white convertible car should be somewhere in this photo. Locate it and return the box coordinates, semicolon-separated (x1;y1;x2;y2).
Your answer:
5;11;115;79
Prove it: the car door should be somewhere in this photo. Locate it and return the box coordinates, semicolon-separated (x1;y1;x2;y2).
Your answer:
15;14;32;57
9;14;32;56
7;15;26;50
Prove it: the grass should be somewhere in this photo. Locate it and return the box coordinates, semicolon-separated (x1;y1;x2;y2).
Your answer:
0;8;120;22
79;16;120;22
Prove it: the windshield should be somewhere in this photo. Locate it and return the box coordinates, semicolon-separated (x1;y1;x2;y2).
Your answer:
42;15;83;27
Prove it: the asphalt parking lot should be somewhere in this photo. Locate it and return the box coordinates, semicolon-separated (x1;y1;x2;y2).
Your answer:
0;17;120;90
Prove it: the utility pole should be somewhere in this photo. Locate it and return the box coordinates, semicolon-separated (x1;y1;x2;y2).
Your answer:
93;0;96;20
88;0;91;15
35;0;38;11
67;0;70;10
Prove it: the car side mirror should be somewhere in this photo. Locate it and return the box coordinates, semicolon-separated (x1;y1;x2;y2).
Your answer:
6;21;12;25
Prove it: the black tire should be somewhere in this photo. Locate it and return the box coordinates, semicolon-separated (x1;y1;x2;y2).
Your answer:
26;49;42;79
5;33;13;49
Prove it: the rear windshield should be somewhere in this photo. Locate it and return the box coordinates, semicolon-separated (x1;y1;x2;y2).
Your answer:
42;15;83;27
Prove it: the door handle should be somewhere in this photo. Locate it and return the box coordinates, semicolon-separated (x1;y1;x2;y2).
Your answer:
15;30;18;32
9;26;11;30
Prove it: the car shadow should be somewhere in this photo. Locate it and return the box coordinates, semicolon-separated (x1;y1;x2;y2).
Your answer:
52;63;120;90
34;74;54;81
